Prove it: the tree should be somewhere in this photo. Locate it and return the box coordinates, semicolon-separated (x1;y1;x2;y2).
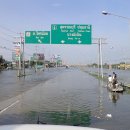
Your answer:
0;56;5;70
0;56;4;64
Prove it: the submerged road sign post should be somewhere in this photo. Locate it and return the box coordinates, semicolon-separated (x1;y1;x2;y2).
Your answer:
51;24;92;44
25;31;50;44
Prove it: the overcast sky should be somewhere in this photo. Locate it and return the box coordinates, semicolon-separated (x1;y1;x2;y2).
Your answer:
0;0;130;64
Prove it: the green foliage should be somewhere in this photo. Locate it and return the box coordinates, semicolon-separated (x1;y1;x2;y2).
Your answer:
0;56;5;64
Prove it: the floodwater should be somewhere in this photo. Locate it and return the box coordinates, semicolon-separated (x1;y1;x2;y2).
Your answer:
0;67;130;130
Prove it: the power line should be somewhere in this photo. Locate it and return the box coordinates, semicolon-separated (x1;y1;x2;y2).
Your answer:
0;45;33;57
0;24;18;43
0;25;17;34
0;31;14;38
0;35;13;43
0;45;13;51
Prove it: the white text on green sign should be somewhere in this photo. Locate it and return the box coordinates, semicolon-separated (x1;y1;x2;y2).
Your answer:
51;24;92;44
25;31;50;44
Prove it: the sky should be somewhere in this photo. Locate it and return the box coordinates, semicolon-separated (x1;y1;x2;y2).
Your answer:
0;0;130;64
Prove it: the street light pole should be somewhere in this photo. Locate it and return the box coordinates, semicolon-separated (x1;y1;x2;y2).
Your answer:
102;11;130;21
102;11;130;71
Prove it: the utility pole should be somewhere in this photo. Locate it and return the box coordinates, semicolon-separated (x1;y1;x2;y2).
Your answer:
19;33;25;76
13;36;22;77
99;38;104;79
93;38;107;79
35;45;38;72
13;33;25;77
16;41;22;77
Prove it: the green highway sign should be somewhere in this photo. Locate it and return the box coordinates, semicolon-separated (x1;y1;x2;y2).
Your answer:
51;24;92;44
25;31;50;44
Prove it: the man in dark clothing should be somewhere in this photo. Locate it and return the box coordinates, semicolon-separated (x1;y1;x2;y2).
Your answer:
112;72;117;87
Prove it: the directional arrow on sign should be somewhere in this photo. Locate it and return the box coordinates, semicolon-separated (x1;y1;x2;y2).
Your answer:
38;39;42;43
61;40;65;44
78;40;82;44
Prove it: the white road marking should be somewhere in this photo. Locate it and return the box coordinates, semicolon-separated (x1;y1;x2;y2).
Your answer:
0;100;20;114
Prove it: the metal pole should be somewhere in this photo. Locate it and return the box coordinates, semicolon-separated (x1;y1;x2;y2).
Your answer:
99;38;103;79
22;35;25;76
35;46;37;72
98;38;100;77
102;11;130;21
18;41;21;77
93;38;106;78
20;33;25;76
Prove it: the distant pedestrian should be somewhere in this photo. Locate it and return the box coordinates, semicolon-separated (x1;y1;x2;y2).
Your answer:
108;75;112;84
112;72;117;86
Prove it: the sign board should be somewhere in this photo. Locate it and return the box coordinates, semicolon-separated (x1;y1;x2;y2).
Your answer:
25;31;50;44
12;51;20;61
33;53;45;61
51;24;92;44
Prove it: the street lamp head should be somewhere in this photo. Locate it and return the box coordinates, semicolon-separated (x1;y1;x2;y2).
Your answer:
102;11;130;20
102;11;109;15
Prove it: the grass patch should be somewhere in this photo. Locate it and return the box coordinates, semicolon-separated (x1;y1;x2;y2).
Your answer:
88;72;107;81
80;68;107;82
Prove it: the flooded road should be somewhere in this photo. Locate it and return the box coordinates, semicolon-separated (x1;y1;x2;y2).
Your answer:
0;67;130;130
0;68;64;101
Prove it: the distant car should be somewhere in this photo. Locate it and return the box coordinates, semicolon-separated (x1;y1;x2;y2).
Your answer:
66;65;69;69
6;66;12;70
